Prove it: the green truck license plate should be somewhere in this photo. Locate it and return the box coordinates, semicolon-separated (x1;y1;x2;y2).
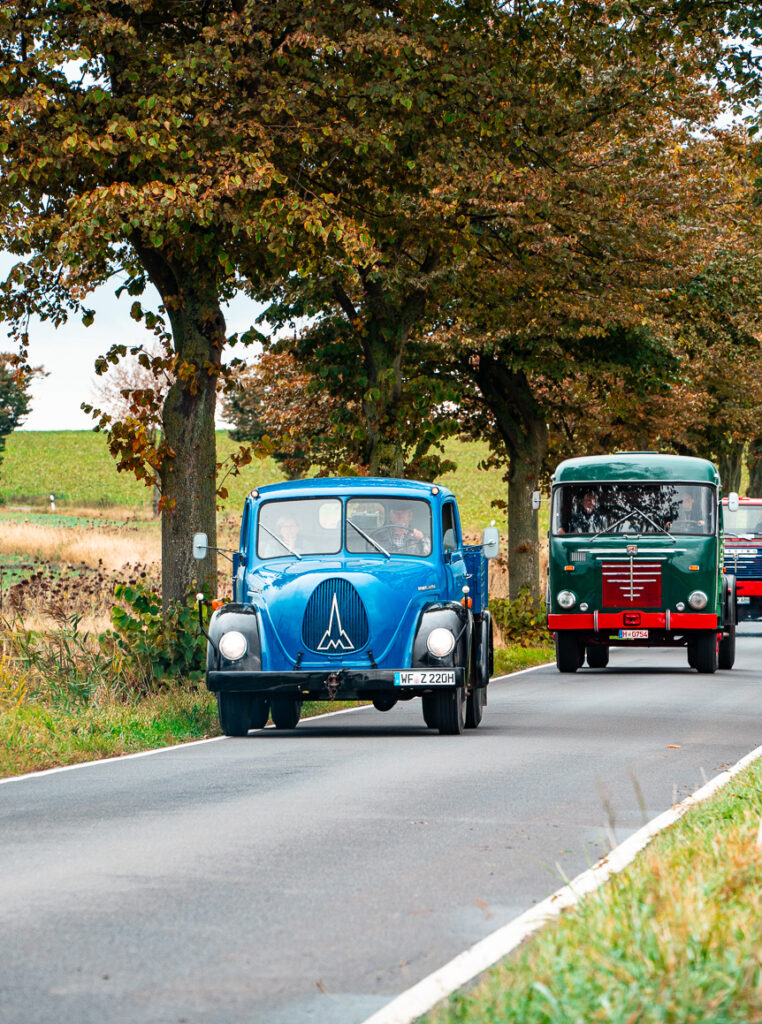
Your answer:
394;670;456;686
619;629;648;639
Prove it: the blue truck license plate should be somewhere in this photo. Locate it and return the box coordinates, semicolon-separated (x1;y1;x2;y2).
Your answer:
394;670;456;686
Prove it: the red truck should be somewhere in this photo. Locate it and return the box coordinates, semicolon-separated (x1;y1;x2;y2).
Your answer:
723;495;762;620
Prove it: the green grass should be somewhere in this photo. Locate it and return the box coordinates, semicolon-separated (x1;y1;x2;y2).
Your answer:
493;645;553;676
424;758;762;1024
0;431;507;531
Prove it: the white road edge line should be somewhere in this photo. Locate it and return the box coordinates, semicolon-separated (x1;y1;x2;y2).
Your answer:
361;741;762;1024
0;661;553;785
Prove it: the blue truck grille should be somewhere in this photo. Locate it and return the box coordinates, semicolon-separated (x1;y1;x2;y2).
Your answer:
302;578;370;654
724;546;762;579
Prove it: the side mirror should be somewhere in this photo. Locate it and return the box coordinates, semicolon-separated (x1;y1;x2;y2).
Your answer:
531;491;542;511
727;492;739;513
193;532;209;560
482;525;499;560
443;528;456;553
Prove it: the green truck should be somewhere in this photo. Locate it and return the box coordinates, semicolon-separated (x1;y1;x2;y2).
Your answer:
545;452;736;674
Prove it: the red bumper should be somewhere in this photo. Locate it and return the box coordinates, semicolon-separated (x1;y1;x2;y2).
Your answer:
736;580;762;597
548;612;719;631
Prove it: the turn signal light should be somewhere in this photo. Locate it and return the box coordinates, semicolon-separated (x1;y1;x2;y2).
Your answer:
211;599;224;611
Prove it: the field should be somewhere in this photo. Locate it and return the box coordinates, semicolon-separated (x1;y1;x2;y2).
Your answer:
0;430;509;528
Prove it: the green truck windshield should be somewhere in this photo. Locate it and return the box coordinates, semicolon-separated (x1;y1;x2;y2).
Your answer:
552;483;715;537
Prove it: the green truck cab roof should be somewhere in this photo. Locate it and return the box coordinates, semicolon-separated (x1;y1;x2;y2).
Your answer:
551;452;720;486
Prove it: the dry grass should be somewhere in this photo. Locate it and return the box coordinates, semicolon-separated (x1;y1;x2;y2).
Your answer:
0;519;160;569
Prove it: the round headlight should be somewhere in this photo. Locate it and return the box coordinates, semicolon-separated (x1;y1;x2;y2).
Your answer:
219;630;247;661
557;590;577;610
426;627;456;658
688;590;708;610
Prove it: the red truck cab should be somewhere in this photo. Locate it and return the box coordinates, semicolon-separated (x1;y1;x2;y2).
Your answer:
723;496;762;620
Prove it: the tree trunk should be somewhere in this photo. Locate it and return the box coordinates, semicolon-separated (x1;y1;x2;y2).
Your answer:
747;440;762;497
471;358;547;603
716;443;743;495
362;322;406;478
136;242;223;610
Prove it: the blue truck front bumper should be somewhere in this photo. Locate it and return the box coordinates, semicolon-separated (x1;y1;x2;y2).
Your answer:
207;667;467;699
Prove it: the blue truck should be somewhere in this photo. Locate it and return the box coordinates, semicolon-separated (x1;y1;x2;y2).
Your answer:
194;477;499;735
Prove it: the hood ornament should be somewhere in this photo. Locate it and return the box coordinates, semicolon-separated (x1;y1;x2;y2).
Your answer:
317;594;355;651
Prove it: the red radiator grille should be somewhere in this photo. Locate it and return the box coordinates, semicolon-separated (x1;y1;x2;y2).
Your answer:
601;561;662;607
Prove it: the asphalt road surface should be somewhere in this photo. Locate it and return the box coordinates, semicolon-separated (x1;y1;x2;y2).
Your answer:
2;630;762;1024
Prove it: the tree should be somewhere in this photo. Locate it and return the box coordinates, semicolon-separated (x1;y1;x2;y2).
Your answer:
0;1;375;607
0;353;35;467
267;3;742;599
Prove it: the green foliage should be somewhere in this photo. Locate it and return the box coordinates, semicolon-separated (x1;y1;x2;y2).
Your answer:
0;354;34;470
110;581;205;689
10;613;119;710
490;590;550;648
492;646;553;677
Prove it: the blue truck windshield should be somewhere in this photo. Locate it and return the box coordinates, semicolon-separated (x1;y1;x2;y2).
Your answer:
346;497;432;556
552;483;715;537
257;498;342;558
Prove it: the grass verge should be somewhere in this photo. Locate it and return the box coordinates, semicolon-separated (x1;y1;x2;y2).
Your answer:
424;757;762;1024
493;645;554;676
0;650;548;779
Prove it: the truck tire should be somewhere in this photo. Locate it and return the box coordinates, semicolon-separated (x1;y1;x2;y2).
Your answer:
687;641;697;669
586;645;609;669
421;694;439;729
250;697;270;729
436;687;465;735
556;632;581;673
271;696;302;729
372;696;398;712
718;625;736;670
694;631;718;674
465;686;485;728
217;692;252;737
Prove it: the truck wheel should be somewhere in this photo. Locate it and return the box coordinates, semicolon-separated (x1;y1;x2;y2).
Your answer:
556;632;581;673
718;625;736;670
436;687;465;735
372;696;398;712
586;645;609;669
250;697;270;729
465;686;485;728
421;694;439;729
271;696;302;729
217;693;252;737
694;631;718;674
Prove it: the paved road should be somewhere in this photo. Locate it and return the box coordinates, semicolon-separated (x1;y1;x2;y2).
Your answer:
2;632;762;1024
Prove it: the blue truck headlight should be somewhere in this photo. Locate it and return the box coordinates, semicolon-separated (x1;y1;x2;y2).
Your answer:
557;590;577;610
688;590;708;610
426;627;456;657
219;630;248;661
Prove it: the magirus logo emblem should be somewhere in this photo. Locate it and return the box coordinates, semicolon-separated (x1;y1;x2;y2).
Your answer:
317;593;355;651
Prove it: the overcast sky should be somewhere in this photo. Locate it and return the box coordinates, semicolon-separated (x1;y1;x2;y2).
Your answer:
0;253;265;431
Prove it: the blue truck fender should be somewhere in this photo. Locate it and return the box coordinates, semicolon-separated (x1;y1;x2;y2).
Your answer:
411;602;472;674
206;603;261;674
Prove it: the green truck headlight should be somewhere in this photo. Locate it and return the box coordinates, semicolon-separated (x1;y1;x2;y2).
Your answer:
688;590;708;610
557;590;577;610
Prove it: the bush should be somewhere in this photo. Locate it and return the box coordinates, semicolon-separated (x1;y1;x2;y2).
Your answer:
110;581;205;691
489;589;551;647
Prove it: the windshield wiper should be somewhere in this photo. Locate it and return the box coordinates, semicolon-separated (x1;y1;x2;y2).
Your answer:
592;505;675;541
347;519;390;559
258;523;302;559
